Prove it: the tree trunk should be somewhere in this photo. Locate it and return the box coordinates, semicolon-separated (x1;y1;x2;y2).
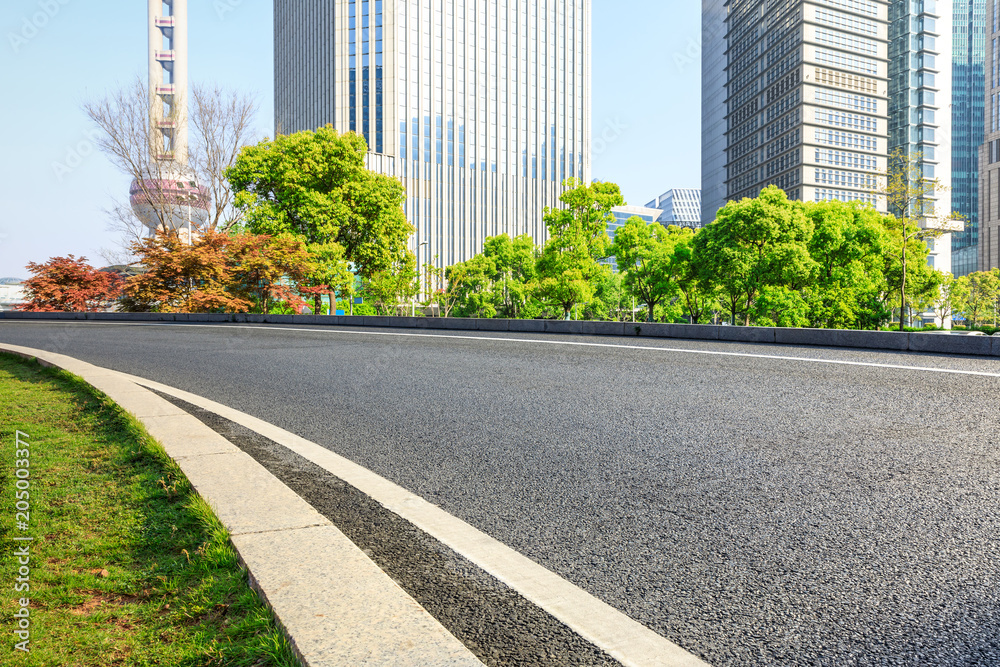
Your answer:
899;243;907;332
313;294;322;316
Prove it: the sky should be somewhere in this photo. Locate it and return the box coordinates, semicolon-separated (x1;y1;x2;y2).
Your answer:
0;0;702;279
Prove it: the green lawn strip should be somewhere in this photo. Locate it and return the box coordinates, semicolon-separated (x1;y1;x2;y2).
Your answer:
0;353;300;666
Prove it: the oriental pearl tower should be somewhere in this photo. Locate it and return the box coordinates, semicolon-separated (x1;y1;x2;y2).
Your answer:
130;0;210;242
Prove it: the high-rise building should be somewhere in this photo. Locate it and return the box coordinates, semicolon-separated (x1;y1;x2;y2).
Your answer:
274;1;592;271
130;0;210;240
887;0;954;274
703;0;890;218
952;0;987;276
979;0;1000;270
646;189;703;229
702;0;728;227
701;0;962;273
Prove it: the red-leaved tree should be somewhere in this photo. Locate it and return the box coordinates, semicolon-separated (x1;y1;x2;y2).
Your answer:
17;255;123;312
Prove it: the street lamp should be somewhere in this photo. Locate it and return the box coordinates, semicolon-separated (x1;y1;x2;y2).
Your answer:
413;241;429;317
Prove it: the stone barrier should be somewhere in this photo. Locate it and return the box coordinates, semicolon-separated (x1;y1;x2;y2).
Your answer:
3;311;998;357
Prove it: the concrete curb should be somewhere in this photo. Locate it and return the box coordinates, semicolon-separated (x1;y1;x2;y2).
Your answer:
3;311;999;357
0;344;484;667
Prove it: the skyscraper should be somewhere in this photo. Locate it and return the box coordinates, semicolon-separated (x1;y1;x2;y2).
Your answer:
703;0;889;218
979;0;1000;270
887;0;953;274
952;0;987;276
701;0;728;227
274;1;592;271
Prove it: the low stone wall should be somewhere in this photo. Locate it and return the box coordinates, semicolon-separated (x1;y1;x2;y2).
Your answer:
3;311;998;357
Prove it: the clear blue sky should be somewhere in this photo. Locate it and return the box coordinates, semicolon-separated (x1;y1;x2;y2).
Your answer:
0;0;701;278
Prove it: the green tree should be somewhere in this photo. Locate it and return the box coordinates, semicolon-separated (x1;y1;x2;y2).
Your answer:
874;149;962;330
692;186;816;325
362;251;419;316
802;200;890;329
482;234;538;318
671;231;718;324
226;125;413;311
447;254;499;319
612;219;692;322
536;179;622;319
953;270;1000;328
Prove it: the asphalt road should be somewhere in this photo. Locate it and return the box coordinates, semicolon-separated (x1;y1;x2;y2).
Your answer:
3;321;1000;666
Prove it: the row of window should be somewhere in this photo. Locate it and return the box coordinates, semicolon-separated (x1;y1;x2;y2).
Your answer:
814;8;879;37
815;189;878;205
815;148;877;170
814;48;879;76
815;128;878;151
816;0;878;18
815;109;878;132
814;88;877;113
814;27;878;56
815;168;876;189
815;68;879;94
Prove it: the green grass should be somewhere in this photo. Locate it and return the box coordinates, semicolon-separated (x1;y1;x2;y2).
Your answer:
0;353;300;666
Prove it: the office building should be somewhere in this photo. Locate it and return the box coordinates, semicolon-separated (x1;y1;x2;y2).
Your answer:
979;0;1000;270
646;188;703;229
702;0;729;226
888;0;954;274
704;0;890;218
274;0;592;271
952;0;987;276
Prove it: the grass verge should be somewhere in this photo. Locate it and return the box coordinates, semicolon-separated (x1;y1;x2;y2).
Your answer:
0;352;300;666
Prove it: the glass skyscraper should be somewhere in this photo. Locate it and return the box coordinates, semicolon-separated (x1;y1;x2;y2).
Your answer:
274;0;592;271
952;0;987;276
979;0;1000;270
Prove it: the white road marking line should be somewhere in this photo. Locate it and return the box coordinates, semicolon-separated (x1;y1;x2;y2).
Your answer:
115;369;711;667
14;320;1000;380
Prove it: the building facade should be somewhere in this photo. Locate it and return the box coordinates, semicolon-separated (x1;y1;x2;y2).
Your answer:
705;0;890;216
979;0;1000;270
702;0;729;227
274;0;592;271
646;189;703;229
887;0;954;274
702;0;960;273
952;0;987;276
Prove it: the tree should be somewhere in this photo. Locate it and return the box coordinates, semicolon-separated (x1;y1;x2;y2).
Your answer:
224;233;313;313
537;179;622;319
482;234;538;318
447;254;499;319
802;200;891;329
671;231;718;324
873;149;962;331
124;230;312;313
361;251;419;316
227;125;413;291
17;256;123;312
612;219;692;322
953;270;1000;329
692;186;816;325
85;78;261;263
